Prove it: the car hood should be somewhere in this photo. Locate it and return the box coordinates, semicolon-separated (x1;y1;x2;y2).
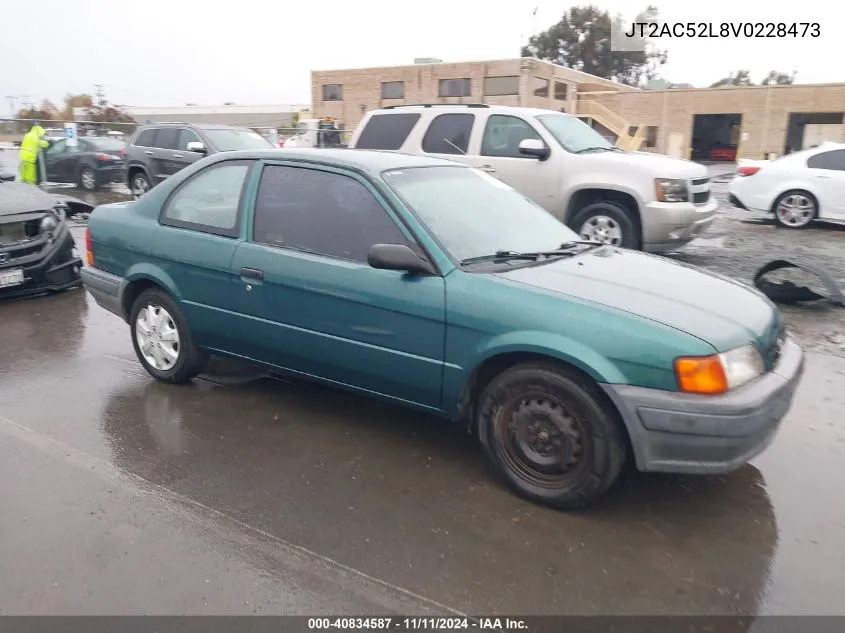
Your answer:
584;151;708;179
494;247;778;352
0;182;57;219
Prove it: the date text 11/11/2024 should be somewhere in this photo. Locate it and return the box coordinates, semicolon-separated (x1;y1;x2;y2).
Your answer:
624;22;821;38
307;617;528;630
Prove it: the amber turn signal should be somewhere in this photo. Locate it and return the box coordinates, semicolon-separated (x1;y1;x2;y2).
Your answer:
674;355;728;395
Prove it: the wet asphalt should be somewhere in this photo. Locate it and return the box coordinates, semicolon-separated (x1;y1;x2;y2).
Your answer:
1;157;845;617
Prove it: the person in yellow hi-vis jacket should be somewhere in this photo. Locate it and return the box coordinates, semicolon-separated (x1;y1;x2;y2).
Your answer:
18;122;50;185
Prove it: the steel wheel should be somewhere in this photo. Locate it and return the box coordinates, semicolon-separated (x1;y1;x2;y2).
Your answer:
135;303;180;371
494;394;590;489
131;173;150;197
80;167;96;191
775;192;816;228
579;215;623;245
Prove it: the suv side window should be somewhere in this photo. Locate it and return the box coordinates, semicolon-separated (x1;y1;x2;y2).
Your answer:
134;128;157;147
807;149;845;171
355;113;421;150
481;115;543;158
178;128;202;151
162;161;252;237
421;113;474;155
155;128;180;150
253;165;411;263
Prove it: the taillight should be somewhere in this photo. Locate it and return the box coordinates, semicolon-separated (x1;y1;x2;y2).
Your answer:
85;228;94;266
737;166;760;177
96;153;112;161
119;148;127;158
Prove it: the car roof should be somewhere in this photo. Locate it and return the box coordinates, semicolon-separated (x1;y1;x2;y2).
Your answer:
138;122;244;130
205;148;467;174
367;105;572;119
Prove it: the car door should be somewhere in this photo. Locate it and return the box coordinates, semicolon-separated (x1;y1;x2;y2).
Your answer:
806;149;845;219
154;159;256;350
230;161;447;410
465;114;559;210
150;127;181;181
43;139;75;183
169;128;205;174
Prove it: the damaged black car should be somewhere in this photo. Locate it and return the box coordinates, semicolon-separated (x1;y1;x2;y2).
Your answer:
1;182;84;298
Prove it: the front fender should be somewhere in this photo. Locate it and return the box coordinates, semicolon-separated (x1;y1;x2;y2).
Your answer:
444;330;628;416
563;182;645;218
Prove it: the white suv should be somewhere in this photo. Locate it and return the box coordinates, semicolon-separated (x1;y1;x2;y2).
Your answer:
348;104;718;252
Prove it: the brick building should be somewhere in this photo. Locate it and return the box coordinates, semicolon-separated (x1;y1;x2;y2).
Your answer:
312;58;845;160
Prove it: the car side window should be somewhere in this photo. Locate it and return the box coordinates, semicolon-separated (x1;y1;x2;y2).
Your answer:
155;128;180;150
162;161;252;237
807;149;845;171
421;114;475;155
178;129;202;151
481;115;543;158
253;165;411;263
355;113;421;150
45;139;66;155
134;129;157;147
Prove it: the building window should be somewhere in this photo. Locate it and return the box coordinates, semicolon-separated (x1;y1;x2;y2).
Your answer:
533;77;549;98
629;125;659;148
439;78;471;98
322;84;343;101
554;81;568;100
381;81;404;99
484;76;519;96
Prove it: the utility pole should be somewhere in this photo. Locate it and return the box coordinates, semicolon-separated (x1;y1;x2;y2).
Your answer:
94;84;107;106
5;96;17;117
20;95;31;110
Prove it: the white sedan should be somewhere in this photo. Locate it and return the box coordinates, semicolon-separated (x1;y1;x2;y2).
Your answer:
728;142;845;229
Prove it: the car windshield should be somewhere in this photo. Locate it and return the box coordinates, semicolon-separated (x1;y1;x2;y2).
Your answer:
536;114;615;153
203;128;273;151
382;166;580;263
85;137;126;151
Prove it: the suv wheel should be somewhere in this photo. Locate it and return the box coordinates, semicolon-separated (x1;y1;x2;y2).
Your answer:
130;288;208;384
571;201;639;249
130;171;151;198
477;362;627;510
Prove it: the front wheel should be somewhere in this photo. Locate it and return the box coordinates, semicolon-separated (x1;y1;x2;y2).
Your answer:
477;362;627;510
570;201;639;249
129;288;208;384
130;171;151;198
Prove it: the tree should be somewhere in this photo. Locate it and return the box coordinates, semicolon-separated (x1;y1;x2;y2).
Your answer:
710;70;754;87
61;93;94;120
521;5;667;87
16;99;59;121
761;70;795;85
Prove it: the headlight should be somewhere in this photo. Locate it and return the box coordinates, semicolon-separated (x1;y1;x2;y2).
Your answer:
39;214;58;233
654;178;688;203
674;344;765;395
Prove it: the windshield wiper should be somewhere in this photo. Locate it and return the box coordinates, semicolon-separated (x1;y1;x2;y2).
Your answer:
573;146;620;154
460;243;602;266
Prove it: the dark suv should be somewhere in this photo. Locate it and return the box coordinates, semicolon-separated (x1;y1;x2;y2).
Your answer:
125;123;273;197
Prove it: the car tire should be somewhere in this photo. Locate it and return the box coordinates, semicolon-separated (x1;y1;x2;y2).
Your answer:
570;201;639;249
130;170;151;198
129;288;208;384
477;362;627;510
773;190;817;229
79;166;98;191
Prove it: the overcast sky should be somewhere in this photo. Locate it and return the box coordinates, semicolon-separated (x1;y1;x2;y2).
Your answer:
0;0;838;113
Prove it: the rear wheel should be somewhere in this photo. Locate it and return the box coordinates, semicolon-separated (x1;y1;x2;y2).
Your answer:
773;190;817;229
129;288;208;384
130;171;151;198
570;201;639;249
79;166;97;191
477;362;627;510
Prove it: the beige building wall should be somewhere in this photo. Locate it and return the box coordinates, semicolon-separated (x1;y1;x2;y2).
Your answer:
580;84;845;159
311;58;634;130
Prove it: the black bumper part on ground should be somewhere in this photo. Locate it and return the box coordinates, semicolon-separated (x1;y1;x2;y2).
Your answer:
728;193;748;210
0;229;83;299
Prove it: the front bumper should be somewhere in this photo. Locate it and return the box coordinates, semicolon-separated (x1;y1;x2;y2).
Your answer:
0;229;83;299
600;335;804;474
642;197;719;253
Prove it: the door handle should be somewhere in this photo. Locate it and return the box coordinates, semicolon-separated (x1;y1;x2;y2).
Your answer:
145;150;154;155
240;267;264;281
172;154;183;158
479;165;497;173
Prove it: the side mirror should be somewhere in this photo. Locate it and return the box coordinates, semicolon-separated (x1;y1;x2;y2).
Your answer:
519;138;550;160
186;141;207;154
367;244;436;275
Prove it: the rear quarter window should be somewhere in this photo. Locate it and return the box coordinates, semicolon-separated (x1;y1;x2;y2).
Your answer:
355;113;421;150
